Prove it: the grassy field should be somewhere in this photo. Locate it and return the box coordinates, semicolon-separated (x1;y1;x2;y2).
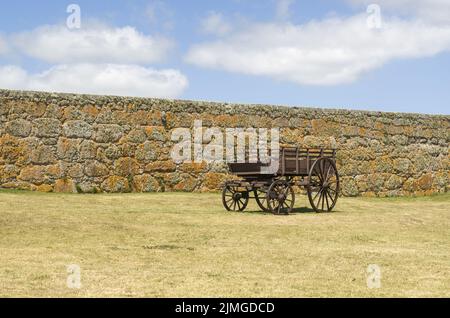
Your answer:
0;189;449;298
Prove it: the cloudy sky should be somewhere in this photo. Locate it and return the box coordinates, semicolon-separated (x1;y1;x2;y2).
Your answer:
0;0;449;114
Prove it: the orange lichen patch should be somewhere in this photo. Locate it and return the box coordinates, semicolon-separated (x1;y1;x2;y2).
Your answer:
1;181;33;191
101;176;130;193
180;162;207;174
311;119;327;135
68;164;84;178
144;126;166;141
17;165;61;184
213;114;240;127
164;112;178;128
374;122;384;131
0;165;18;182
342;125;359;137
417;173;433;190
173;175;198;192
112;111;131;125
361;191;376;198
403;126;414;136
83;105;99;120
30;102;47;118
145;161;176;173
201;173;228;191
46;164;62;178
36;184;54;193
54;179;77;193
132;174;160;192
0;134;24;163
114;157;140;177
125;110;162;126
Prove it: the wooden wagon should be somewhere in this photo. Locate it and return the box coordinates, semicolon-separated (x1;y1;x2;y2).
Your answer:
222;147;340;215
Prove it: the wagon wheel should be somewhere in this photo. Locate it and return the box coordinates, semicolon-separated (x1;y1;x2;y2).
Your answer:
307;157;339;213
222;184;249;212
254;188;270;212
266;180;295;215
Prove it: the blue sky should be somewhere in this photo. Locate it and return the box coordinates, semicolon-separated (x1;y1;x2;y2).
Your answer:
0;0;449;114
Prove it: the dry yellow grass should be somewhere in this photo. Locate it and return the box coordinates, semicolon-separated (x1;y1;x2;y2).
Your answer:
0;189;449;298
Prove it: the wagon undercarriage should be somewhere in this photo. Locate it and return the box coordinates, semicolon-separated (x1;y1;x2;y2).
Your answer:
222;148;340;215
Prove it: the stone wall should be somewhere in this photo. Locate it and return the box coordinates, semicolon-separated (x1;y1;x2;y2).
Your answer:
0;89;448;196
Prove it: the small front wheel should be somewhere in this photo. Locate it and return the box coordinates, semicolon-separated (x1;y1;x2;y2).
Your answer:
266;180;295;215
222;184;249;212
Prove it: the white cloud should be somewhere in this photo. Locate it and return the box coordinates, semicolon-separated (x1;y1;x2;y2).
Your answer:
347;0;450;24
145;0;174;30
13;24;173;64
186;14;450;85
0;35;8;54
276;0;295;21
201;12;232;36
0;64;188;98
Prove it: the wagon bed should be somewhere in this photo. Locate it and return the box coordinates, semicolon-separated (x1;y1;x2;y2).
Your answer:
228;147;336;177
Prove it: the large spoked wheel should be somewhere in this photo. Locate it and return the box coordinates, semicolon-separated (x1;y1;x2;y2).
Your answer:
222;184;249;212
307;157;339;213
266;180;295;215
254;188;270;212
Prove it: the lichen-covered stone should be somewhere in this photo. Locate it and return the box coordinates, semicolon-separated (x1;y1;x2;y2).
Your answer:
135;141;157;162
201;173;228;191
145;161;176;173
31;145;57;164
80;140;97;160
36;184;53;193
63;120;93;139
95;124;123;143
105;145;122;160
180;162;207;174
68;163;84;178
145;126;166;142
417;173;433;190
0;134;23;164
114;157;140;177
84;161;109;177
393;158;411;175
34;118;61;138
54;178;77;193
341;177;359;197
18;164;61;184
386;175;404;190
173;173;198;192
0;164;18;183
133;174;160;192
126;128;147;144
101;176;130;193
6;119;32;137
57;138;80;161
